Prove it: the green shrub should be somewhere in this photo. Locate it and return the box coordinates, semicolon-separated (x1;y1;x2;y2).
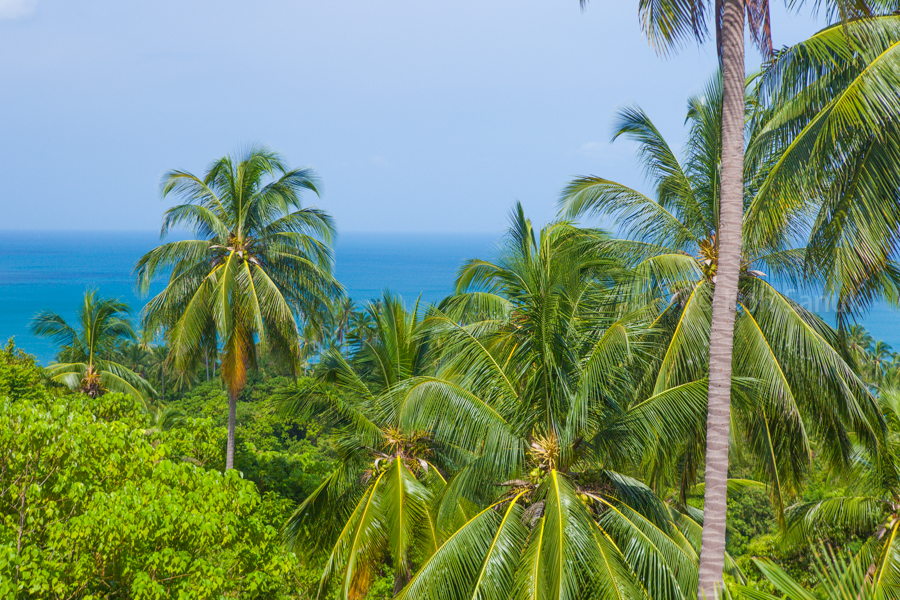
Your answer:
0;343;304;599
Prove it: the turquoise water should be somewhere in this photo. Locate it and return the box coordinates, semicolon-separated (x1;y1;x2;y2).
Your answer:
1;230;897;364
0;231;499;364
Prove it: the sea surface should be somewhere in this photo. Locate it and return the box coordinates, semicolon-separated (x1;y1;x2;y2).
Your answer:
0;231;499;364
1;230;897;364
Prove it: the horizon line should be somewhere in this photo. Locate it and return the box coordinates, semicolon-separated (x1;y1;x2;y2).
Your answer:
0;228;504;235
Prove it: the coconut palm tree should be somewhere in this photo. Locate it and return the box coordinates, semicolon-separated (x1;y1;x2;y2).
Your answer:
30;290;155;400
348;300;378;353
136;146;341;470
145;344;171;402
750;15;900;330
871;342;895;386
277;292;449;599
114;339;150;379
775;385;900;598
395;206;740;600
732;548;885;600
587;3;885;596
849;325;875;363
328;297;357;352
621;4;761;594
560;75;884;567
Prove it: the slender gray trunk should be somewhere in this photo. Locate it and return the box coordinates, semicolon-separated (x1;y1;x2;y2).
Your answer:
697;1;744;598
226;388;237;470
205;350;209;382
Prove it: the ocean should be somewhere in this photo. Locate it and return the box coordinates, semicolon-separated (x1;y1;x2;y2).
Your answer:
1;230;897;364
0;231;499;364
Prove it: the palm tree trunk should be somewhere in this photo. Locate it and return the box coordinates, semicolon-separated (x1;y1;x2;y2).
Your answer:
697;1;744;598
393;560;411;596
226;388;237;470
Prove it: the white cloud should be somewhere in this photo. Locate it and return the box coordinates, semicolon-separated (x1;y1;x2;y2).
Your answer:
0;0;37;20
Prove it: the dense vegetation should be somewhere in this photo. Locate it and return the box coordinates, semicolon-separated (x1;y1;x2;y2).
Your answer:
5;309;900;599
7;7;900;600
0;342;305;599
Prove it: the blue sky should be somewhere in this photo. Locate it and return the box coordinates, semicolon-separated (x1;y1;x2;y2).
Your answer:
0;0;823;233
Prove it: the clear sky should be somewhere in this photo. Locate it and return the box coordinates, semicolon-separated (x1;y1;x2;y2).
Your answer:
0;0;823;233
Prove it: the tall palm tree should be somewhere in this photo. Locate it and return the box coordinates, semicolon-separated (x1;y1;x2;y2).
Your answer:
593;2;891;597
395;206;739;600
136;146;341;470
623;3;753;594
277;292;445;599
560;66;885;596
30;290;155;400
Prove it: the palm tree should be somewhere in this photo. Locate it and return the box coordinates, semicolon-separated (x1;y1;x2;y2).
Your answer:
625;4;754;594
30;290;155;400
143;404;187;435
136;146;341;470
395;206;738;600
145;344;171;402
586;2;885;597
750;15;900;329
114;339;150;379
872;341;894;386
348;300;378;352
775;387;900;597
561;73;886;595
848;325;875;362
328;297;357;352
732;549;884;600
277;292;445;599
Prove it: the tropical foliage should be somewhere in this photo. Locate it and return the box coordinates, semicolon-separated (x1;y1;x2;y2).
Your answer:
732;548;889;600
277;292;444;598
11;7;900;598
560;75;884;516
772;331;900;599
751;14;900;324
393;207;735;600
0;344;301;600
